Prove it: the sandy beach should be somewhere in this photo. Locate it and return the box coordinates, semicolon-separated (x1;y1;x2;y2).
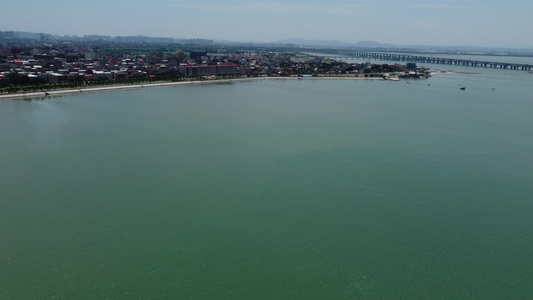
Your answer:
0;76;389;101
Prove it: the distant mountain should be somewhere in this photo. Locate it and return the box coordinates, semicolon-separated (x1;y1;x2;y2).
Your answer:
268;38;533;55
270;38;402;49
352;40;396;48
271;38;354;47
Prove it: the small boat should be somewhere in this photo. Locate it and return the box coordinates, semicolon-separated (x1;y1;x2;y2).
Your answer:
460;87;466;90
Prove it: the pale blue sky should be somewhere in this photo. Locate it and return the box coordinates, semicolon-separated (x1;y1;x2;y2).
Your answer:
2;0;532;47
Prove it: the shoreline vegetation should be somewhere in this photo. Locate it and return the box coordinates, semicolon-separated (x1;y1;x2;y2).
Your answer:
0;73;433;101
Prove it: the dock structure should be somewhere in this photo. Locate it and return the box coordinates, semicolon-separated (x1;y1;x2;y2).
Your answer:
312;49;533;71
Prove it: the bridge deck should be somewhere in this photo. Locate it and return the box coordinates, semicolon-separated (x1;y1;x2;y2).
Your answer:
313;50;533;71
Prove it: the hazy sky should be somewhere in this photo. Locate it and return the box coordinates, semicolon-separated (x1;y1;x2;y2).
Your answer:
3;0;532;48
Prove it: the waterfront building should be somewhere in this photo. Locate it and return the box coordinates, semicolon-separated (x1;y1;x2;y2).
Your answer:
190;50;208;59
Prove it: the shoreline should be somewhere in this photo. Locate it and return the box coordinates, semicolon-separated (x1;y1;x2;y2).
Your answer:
0;76;396;101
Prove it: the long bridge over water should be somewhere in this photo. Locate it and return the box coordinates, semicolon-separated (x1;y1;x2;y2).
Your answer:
311;49;533;71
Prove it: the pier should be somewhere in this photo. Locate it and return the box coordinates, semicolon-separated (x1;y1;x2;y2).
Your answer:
311;49;533;71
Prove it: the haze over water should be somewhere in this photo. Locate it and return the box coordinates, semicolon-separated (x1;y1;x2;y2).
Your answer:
1;72;533;299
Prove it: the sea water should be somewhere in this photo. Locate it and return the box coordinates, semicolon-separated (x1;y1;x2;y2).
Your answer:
1;72;532;299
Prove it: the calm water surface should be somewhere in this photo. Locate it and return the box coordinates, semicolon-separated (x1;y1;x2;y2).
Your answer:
1;73;533;299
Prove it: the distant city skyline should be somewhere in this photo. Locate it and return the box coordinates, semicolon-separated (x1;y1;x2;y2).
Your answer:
2;0;532;48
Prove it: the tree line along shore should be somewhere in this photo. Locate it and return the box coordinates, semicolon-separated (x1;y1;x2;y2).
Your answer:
0;74;427;101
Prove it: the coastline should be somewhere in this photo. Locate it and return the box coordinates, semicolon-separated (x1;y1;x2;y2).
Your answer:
0;76;392;101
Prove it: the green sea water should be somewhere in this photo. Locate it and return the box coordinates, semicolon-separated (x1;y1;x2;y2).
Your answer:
1;73;533;299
